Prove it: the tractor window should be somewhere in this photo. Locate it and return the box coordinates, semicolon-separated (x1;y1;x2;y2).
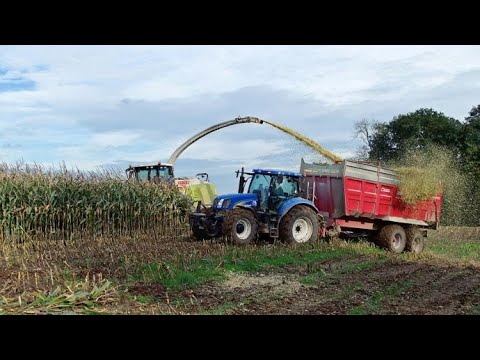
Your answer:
280;176;299;196
271;175;299;197
248;174;272;194
158;166;173;180
248;173;271;209
136;169;150;181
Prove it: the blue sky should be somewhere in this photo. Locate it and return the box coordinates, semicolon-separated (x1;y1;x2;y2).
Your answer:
0;45;479;193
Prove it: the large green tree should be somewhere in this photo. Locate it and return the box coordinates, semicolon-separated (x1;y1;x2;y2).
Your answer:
355;108;463;162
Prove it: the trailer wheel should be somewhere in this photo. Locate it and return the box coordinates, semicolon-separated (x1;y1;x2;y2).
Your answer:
192;225;213;241
377;224;406;253
223;208;258;245
280;206;319;244
405;227;425;254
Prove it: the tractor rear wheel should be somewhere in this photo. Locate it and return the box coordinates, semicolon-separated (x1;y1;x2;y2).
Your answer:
223;208;258;245
377;224;406;253
405;227;425;254
280;206;319;244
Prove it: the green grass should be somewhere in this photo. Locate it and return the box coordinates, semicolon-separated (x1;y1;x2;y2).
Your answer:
348;280;414;315
349;307;368;315
130;242;378;291
469;305;480;315
427;241;480;263
80;308;110;315
223;247;350;272
200;302;238;315
342;258;388;273
299;257;388;285
171;298;192;307
300;274;324;286
134;294;156;304
307;281;365;307
132;258;225;290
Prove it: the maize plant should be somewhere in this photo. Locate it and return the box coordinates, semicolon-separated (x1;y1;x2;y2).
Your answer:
0;162;193;243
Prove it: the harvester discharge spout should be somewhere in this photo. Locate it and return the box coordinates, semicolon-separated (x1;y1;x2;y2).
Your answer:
166;116;264;165
235;116;264;124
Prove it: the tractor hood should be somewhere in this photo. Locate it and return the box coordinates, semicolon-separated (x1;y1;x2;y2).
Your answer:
213;193;258;210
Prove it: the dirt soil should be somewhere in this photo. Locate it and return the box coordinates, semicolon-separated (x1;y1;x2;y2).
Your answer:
155;257;480;315
118;229;480;315
3;227;480;315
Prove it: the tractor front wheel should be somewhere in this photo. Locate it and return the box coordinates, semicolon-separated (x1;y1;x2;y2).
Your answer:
223;208;258;245
280;206;319;244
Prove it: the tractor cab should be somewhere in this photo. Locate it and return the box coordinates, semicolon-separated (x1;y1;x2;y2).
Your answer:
236;168;302;212
242;169;301;212
126;163;174;182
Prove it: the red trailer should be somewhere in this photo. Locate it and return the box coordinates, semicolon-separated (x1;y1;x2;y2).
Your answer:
299;159;442;253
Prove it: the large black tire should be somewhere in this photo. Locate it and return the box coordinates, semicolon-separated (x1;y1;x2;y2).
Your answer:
405;227;425;254
222;208;258;245
192;224;213;241
279;206;319;244
377;224;406;253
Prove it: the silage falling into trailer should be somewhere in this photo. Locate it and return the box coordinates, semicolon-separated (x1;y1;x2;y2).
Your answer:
262;120;343;163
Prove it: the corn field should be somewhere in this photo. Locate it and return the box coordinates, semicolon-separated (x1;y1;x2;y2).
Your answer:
0;162;193;243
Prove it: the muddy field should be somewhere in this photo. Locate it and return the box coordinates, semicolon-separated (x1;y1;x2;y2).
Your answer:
105;227;480;315
189;259;480;315
123;251;480;315
1;226;480;315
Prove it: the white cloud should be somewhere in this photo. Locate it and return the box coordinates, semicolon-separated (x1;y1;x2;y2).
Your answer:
89;131;142;148
1;45;480;190
2;45;478;107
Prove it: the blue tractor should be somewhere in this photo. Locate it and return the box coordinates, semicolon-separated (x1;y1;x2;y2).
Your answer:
189;167;322;244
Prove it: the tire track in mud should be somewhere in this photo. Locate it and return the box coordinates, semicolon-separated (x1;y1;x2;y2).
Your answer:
381;265;480;314
281;261;480;315
188;257;480;315
275;261;430;315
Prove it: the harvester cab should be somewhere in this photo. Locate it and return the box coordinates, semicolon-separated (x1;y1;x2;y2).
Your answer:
126;162;174;182
190;167;320;245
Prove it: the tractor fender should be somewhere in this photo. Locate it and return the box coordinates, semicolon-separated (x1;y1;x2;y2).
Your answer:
277;198;319;224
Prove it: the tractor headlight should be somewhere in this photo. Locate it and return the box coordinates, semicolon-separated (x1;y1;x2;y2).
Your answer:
223;199;231;208
217;199;224;208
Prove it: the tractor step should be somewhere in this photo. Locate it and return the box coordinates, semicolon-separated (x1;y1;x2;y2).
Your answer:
269;218;279;239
